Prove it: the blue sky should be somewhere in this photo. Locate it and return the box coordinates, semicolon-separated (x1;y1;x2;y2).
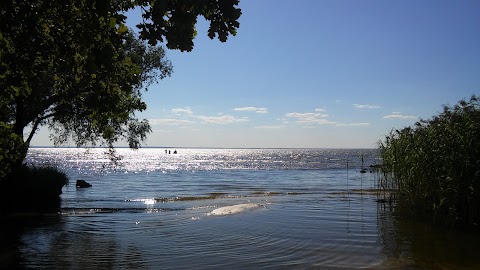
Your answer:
32;0;480;148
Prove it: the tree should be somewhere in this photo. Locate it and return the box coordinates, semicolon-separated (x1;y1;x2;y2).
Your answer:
0;0;241;176
135;0;242;51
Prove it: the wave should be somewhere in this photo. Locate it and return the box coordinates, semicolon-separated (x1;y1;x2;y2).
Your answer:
60;207;173;215
125;191;306;204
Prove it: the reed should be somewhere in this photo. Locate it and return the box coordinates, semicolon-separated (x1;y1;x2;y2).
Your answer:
379;95;480;228
0;165;69;213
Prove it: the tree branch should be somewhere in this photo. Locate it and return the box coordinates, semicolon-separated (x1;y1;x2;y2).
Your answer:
25;112;56;146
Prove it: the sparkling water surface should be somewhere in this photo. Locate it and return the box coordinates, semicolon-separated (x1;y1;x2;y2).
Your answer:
3;148;480;269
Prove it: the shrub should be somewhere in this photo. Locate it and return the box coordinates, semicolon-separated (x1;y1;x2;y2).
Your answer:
379;95;480;228
0;165;69;213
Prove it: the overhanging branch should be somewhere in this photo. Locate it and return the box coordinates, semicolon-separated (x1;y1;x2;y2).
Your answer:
25;113;57;146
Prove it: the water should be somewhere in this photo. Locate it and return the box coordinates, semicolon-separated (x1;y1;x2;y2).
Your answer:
2;148;480;269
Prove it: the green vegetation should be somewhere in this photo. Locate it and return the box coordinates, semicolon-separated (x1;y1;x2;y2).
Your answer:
0;165;68;213
0;0;241;211
379;95;480;228
0;1;240;169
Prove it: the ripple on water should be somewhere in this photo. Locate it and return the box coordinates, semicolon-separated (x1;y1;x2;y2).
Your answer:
16;148;480;269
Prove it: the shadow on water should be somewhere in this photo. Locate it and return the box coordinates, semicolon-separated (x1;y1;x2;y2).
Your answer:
375;195;480;268
0;214;61;268
347;168;480;269
0;214;148;269
377;205;480;269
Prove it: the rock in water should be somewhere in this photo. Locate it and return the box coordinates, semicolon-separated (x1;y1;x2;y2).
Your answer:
76;179;92;188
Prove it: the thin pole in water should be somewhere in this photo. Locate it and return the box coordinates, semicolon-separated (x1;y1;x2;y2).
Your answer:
346;159;349;190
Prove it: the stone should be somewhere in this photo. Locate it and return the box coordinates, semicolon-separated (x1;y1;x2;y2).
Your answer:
76;179;92;188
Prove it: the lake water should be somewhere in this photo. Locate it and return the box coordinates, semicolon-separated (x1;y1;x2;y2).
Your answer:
2;148;480;269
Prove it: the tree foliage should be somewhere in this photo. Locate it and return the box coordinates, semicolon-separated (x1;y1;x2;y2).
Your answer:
379;95;480;228
0;123;23;178
136;0;241;51
0;0;242;176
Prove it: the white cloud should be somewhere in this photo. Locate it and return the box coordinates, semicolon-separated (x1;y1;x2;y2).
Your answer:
194;115;249;124
234;107;268;114
255;125;286;129
315;108;327;112
353;104;382;109
149;118;193;126
286;112;327;119
383;112;417;120
151;129;174;133
171;107;193;115
285;112;335;125
276;118;289;124
336;122;371;127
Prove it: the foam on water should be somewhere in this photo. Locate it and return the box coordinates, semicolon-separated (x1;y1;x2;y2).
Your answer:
208;203;263;216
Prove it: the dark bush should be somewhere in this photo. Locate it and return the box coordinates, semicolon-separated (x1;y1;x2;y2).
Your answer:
0;165;69;214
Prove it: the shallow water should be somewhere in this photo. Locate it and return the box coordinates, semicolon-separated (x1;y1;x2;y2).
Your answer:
2;148;480;269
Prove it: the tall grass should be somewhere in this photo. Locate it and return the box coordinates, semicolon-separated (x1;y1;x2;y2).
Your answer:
0;165;69;214
379;95;480;228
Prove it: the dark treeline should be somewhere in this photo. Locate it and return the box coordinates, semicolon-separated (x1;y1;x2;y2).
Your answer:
379;95;480;229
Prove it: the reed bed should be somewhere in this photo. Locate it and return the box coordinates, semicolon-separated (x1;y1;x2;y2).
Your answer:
1;165;69;214
379;95;480;228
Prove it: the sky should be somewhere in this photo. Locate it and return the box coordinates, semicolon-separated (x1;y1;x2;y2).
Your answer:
31;0;480;149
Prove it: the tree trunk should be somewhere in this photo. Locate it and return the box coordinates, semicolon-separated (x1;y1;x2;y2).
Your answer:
12;98;28;169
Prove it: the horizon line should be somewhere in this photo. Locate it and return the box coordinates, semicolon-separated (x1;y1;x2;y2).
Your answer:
29;145;377;150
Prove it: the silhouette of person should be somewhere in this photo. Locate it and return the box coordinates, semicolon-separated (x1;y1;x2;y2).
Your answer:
173;150;177;154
